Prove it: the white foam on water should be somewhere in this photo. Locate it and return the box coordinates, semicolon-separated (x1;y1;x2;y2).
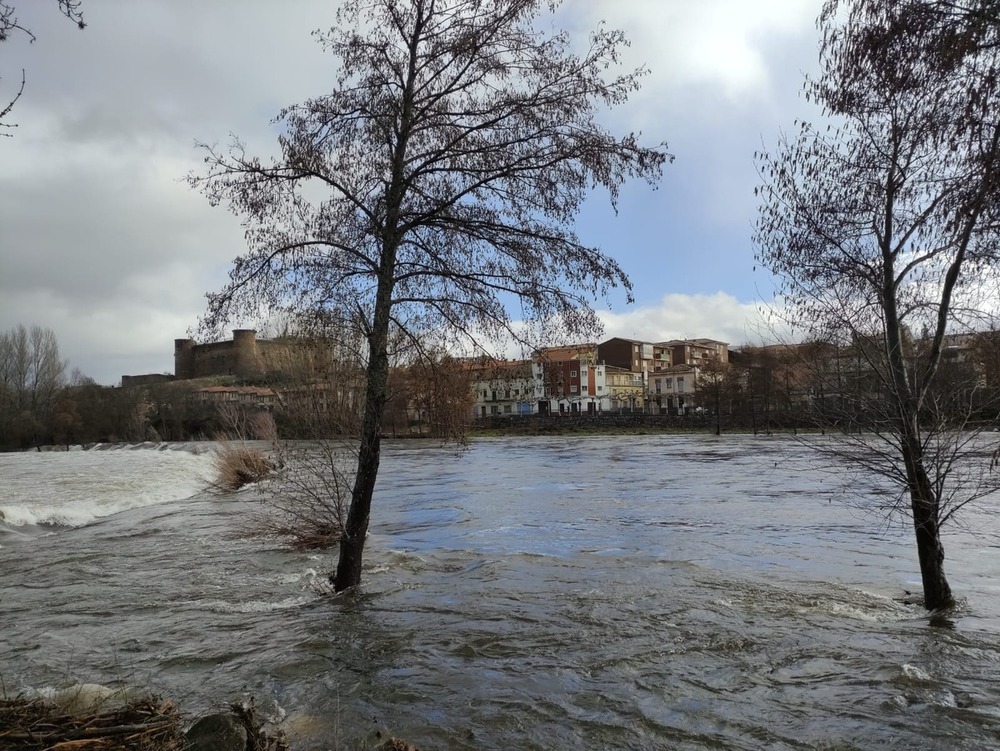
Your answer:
935;690;958;708
33;684;140;713
0;443;217;529
900;663;933;683
199;594;317;613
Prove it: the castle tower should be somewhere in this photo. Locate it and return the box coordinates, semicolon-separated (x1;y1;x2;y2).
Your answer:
174;338;195;380
232;329;259;378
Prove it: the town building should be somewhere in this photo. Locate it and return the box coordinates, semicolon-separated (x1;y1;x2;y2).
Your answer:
603;365;645;411
646;339;730;414
469;359;535;418
191;385;278;407
530;344;614;414
596;337;658;374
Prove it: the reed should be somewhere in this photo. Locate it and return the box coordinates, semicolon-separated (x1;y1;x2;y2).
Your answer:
211;441;275;492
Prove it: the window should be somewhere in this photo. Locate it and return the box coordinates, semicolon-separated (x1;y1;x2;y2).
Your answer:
597;385;603;392
491;405;499;414
677;378;685;393
665;379;673;390
504;405;512;414
570;385;578;393
655;379;661;394
581;385;588;393
570;370;577;377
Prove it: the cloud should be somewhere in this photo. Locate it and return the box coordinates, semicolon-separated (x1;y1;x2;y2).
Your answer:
560;0;820;117
0;0;823;384
599;291;791;347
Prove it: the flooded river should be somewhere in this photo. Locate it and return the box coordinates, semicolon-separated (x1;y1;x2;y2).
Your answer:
2;435;1000;749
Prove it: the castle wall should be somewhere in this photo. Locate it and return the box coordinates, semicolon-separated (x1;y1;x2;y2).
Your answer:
174;339;195;380
171;330;262;380
121;373;174;388
231;329;259;378
152;330;326;383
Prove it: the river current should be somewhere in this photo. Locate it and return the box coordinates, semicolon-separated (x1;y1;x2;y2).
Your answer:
2;435;1000;749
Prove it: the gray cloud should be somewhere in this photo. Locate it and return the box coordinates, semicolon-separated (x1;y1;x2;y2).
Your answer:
0;0;825;383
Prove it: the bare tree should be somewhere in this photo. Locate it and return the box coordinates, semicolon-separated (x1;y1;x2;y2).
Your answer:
0;0;85;132
0;324;66;446
246;329;364;551
259;391;355;552
755;0;1000;609
191;0;669;591
694;357;728;435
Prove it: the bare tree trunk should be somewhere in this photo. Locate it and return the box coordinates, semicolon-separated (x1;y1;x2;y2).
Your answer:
884;237;954;608
332;302;390;591
902;431;954;609
332;413;381;591
912;488;952;610
714;384;721;436
332;9;419;590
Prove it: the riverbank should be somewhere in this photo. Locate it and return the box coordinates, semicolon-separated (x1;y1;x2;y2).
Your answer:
467;412;808;436
0;690;419;751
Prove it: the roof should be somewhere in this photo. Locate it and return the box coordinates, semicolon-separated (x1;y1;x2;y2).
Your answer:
598;336;654;347
195;385;276;396
534;344;597;362
655;338;728;348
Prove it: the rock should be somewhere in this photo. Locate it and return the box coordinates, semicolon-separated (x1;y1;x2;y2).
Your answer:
378;739;420;751
185;712;247;751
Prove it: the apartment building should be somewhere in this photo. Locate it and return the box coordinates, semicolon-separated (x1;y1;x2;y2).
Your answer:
604;365;646;411
597;337;657;373
469;359;535;418
530;344;615;414
648;365;698;414
658;339;729;368
468;336;733;418
647;339;730;414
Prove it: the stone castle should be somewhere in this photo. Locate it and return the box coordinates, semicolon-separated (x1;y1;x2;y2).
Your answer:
122;330;291;387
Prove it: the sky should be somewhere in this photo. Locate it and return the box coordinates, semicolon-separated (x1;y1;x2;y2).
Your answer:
0;0;823;385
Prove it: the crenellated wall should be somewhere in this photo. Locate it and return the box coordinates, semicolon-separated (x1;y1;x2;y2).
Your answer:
123;330;334;386
173;330;262;380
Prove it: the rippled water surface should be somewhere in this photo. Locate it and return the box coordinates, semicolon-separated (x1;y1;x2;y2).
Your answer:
3;435;1000;749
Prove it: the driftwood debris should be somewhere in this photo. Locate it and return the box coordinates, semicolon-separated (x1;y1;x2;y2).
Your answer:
0;696;184;750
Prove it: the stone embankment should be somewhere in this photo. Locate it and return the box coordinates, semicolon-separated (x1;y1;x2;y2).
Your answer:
474;412;714;433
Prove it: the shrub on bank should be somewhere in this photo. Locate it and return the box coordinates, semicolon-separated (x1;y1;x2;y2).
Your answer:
212;442;275;492
243;441;350;551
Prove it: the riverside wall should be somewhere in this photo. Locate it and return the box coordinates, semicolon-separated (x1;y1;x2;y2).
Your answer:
474;413;715;432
